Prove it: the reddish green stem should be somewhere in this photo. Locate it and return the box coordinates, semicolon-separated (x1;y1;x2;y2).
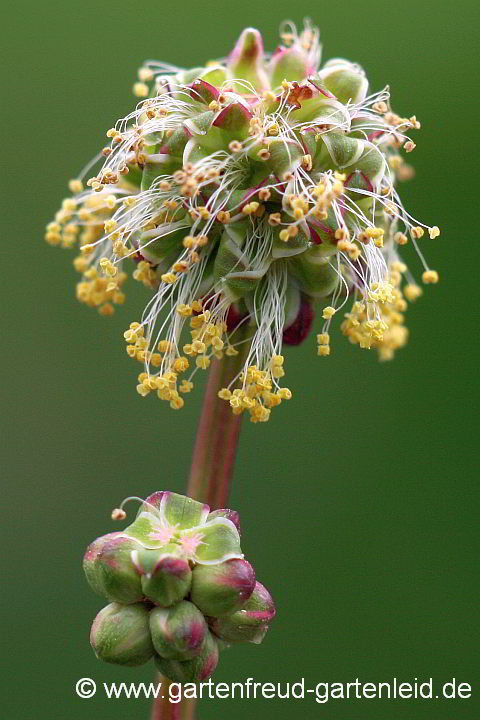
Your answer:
151;324;250;720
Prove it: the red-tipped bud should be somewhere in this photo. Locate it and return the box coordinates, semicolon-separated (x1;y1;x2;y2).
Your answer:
154;629;219;682
190;559;256;617
227;28;269;93
85;535;143;604
150;600;207;660
90;602;154;666
136;547;192;607
210;581;275;644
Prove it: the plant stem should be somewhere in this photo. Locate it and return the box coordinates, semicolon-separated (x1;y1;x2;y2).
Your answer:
151;323;251;720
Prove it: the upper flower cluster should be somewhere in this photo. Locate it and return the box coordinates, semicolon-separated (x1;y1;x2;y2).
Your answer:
46;20;440;422
85;491;275;681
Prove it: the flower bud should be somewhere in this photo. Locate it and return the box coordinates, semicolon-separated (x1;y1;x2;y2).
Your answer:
227;28;269;93
210;581;275;644
86;535;143;604
154;629;219;682
83;532;122;597
319;59;369;105
269;47;309;89
90;602;154;666
135;546;192;606
150;600;207;660
190;559;256;617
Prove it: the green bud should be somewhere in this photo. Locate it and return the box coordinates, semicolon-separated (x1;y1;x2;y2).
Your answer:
150;601;207;660
214;231;270;301
83;532;122;597
227;28;269;93
90;602;154;666
320;59;369;104
210;581;275;644
154;629;219;682
191;559;256;617
267;138;304;178
86;535;143;604
269;47;308;89
288;249;338;298
135;546;192;607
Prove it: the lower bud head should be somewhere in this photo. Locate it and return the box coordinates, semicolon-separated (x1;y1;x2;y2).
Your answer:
190;559;256;617
90;602;154;666
150;600;207;660
210;581;275;644
95;536;144;604
154;629;219;682
136;546;192;606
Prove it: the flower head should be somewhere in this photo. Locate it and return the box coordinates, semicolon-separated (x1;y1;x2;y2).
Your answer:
83;491;275;680
47;20;440;421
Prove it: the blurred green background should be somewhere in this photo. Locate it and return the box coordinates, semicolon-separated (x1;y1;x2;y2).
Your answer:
2;0;478;717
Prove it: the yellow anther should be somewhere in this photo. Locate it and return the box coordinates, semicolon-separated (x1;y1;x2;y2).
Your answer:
133;82;149;97
422;270;439;284
218;388;232;400
62;198;77;212
317;333;329;345
216;210;231;223
225;345;239;356
138;67;153;81
68;179;84;193
179;380;193;393
317;345;331;356
410;226;424;239
404;140;416;153
104;219;117;233
277;387;292;400
394;232;408;245
136;384;150;397
177;303;193;317
192;340;206;354
161;272;177;284
428;226;440;239
170;396;184;410
173;357;189;372
196;355;210;369
322;306;336;320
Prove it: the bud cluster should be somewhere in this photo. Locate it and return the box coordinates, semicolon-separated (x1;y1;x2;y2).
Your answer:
47;19;440;421
84;491;275;681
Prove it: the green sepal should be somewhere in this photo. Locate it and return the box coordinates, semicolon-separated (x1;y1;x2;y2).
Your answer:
160;492;210;530
183;517;243;565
